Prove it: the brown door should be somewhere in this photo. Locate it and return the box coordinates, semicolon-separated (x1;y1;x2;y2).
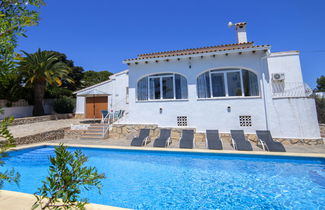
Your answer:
85;96;108;118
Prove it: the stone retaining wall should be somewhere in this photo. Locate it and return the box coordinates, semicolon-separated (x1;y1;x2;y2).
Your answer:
13;127;86;145
109;124;160;141
320;124;325;138
64;129;85;139
5;113;74;126
15;127;69;145
109;124;324;145
74;114;84;119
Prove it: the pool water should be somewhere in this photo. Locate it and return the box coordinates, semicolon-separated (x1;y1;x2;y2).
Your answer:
2;146;325;209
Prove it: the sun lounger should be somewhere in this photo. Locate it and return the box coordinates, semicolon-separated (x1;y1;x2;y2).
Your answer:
131;129;150;146
256;130;286;152
153;129;171;147
179;129;194;149
230;130;253;151
206;130;223;150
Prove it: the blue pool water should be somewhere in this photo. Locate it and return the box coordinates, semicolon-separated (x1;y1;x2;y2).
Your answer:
2;146;325;209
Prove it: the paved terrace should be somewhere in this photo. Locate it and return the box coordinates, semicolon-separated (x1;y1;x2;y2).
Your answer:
51;136;325;154
6;118;325;154
0;190;126;210
8;118;82;138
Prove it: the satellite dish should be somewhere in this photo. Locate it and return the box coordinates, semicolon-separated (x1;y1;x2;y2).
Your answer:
228;21;233;28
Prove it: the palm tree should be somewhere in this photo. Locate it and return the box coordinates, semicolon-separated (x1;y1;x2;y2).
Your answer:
18;49;73;116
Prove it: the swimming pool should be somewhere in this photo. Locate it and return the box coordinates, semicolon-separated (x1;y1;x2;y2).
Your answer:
2;146;325;209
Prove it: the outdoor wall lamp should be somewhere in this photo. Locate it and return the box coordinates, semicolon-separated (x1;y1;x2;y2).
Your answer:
160;108;163;114
227;106;231;112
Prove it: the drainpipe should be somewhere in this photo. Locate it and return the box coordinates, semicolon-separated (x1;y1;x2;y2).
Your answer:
260;53;270;130
261;73;269;130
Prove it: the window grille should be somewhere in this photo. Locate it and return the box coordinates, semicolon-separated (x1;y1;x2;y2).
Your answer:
239;115;252;127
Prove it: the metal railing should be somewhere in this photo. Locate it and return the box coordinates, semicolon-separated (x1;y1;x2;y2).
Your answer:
101;98;128;137
101;113;111;138
272;82;312;98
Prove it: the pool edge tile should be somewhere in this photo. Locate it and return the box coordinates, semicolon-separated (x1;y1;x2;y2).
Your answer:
11;142;325;159
0;190;130;210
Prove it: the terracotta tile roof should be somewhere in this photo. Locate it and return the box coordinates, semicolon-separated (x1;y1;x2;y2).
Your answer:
125;42;270;62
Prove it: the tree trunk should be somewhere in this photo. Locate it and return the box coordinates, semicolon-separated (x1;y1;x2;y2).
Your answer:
33;81;46;116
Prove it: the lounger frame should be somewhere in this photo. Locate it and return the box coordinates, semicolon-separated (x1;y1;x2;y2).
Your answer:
257;138;282;151
231;138;237;150
143;136;150;146
165;137;171;147
256;130;286;152
257;139;267;151
131;135;150;146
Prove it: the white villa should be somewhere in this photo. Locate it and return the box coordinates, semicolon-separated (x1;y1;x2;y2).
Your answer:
74;22;320;140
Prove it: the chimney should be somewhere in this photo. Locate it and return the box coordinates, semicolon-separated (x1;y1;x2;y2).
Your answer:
228;22;248;43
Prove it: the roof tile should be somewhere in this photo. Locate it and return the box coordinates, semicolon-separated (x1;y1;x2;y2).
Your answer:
125;42;270;62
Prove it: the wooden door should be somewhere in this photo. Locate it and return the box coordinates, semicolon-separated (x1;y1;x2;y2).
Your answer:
85;96;108;118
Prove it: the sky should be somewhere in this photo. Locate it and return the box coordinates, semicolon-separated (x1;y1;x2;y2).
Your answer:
18;0;325;88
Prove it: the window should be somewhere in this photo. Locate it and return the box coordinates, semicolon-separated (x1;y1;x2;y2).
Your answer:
227;71;242;96
211;72;225;97
197;69;259;98
137;73;188;101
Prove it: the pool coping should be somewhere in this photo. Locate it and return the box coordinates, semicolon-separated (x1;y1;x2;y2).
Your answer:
0;190;129;210
11;142;325;159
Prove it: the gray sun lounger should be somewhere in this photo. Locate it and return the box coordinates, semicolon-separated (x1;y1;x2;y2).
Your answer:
230;130;253;151
179;129;194;149
153;129;171;147
256;130;286;152
206;130;223;150
131;129;150;146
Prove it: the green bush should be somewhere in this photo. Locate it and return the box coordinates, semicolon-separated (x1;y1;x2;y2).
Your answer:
32;144;105;209
53;96;75;114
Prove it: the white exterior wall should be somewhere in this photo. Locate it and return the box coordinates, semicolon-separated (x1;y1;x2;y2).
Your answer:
267;98;319;138
267;51;303;83
75;97;85;114
75;70;129;116
110;71;129;112
265;51;320;138
125;50;320;139
127;51;269;133
0;101;53;120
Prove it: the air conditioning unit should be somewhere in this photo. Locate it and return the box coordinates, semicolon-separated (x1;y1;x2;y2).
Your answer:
272;73;285;81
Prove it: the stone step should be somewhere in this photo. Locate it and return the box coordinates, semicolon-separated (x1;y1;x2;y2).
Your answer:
88;126;109;130
80;137;103;140
81;133;103;137
85;130;103;133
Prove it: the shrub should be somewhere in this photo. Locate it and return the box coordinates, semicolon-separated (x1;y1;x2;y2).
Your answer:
53;96;75;114
0;107;20;188
32;144;105;210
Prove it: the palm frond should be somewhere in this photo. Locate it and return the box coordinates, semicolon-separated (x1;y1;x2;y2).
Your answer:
17;49;74;86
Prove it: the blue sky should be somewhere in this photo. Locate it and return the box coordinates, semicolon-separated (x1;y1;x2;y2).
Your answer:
19;0;325;88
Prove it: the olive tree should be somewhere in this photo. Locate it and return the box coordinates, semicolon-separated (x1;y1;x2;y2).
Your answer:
33;144;105;210
0;0;45;73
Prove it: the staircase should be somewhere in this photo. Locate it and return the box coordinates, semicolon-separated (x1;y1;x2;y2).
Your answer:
80;124;110;140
